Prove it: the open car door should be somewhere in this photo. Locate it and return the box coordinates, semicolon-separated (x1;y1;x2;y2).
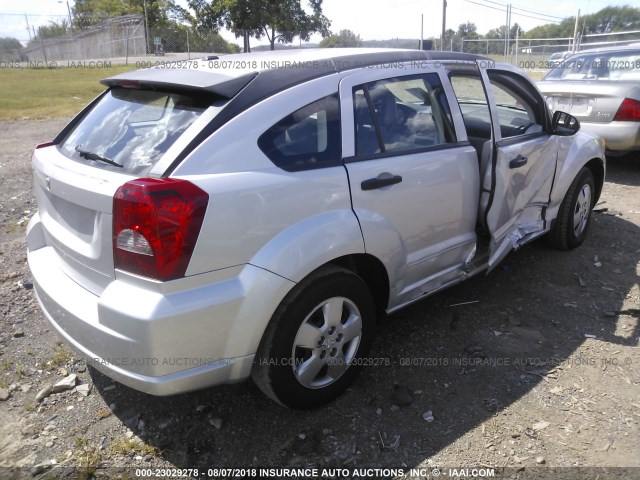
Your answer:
479;66;558;269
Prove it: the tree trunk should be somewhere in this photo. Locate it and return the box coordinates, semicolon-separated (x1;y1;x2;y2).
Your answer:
270;26;275;50
243;31;250;53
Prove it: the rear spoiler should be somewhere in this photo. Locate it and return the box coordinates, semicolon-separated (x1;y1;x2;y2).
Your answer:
101;68;258;99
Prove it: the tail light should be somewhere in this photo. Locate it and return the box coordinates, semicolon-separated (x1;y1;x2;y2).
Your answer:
113;178;209;281
613;98;640;121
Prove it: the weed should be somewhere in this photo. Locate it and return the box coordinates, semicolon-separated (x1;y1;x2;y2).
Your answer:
109;437;159;457
48;347;72;370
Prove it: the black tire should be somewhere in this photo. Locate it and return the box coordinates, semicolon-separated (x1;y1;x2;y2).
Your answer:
251;265;375;409
546;167;595;250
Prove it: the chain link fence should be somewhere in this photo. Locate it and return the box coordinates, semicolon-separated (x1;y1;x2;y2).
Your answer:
0;13;240;64
462;30;640;69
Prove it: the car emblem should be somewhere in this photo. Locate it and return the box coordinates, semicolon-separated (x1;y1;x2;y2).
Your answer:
45;176;51;191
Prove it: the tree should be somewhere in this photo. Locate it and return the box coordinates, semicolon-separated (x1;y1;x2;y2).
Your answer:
0;37;22;61
190;0;331;51
29;20;70;44
320;29;361;48
72;0;182;28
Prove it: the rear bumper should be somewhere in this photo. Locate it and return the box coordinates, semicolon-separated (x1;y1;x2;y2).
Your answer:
27;214;294;396
580;121;640;154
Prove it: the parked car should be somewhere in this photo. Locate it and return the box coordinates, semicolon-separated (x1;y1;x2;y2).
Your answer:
539;44;640;155
27;49;605;409
548;51;573;66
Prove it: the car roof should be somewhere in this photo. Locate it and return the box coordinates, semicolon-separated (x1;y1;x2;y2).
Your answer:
571;43;640;55
101;48;495;176
102;48;487;99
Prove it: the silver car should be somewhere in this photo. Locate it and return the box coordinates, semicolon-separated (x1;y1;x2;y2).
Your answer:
539;44;640;155
27;49;605;409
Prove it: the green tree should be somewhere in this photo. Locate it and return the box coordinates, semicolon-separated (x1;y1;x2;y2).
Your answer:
28;19;70;45
0;37;23;61
72;0;182;28
320;29;361;48
190;0;331;51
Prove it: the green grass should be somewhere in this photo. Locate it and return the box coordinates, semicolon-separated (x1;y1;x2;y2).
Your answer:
0;65;136;121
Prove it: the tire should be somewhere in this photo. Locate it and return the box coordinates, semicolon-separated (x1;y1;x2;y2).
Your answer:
546;167;595;250
251;265;376;409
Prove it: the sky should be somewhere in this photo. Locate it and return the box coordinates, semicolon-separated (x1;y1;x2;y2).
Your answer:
0;0;634;46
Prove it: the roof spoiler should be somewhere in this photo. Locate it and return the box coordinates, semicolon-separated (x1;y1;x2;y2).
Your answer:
101;69;258;99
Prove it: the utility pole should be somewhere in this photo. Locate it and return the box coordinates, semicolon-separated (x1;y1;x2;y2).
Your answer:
420;13;424;50
572;9;580;52
504;4;511;61
25;14;31;41
441;0;446;51
143;0;150;55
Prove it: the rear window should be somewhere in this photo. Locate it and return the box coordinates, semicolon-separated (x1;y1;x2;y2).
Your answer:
59;87;212;175
544;50;640;81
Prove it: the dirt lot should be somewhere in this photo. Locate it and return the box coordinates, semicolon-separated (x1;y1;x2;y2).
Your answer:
0;119;639;479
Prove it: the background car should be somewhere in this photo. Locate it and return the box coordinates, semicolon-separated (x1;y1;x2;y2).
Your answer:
27;49;605;409
539;44;640;156
548;50;573;66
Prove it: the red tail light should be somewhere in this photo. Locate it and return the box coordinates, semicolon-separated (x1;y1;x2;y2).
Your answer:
35;141;56;149
613;98;640;121
113;178;209;281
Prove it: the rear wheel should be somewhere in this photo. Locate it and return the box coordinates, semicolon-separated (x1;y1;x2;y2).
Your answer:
546;167;595;250
252;266;375;409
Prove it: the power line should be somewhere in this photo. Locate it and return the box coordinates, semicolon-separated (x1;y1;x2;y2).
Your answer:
475;0;564;20
464;0;565;20
461;0;562;24
462;0;504;13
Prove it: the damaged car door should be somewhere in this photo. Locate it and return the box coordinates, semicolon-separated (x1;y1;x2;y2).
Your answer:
480;66;558;268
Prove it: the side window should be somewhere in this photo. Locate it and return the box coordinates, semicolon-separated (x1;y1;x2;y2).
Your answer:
488;72;544;138
353;73;455;156
258;94;341;172
450;74;492;142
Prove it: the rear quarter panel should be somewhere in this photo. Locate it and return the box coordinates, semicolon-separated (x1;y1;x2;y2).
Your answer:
174;73;366;283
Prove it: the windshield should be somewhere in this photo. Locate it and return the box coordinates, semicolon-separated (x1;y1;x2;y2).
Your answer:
59;87;213;175
544;49;640;81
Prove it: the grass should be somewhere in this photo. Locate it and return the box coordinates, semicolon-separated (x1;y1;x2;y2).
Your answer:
73;437;102;478
0;65;136;121
109;438;159;457
48;347;72;370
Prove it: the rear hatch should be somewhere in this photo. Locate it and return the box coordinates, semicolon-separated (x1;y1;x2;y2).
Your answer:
32;84;223;295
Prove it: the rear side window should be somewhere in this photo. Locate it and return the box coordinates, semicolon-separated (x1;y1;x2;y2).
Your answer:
59;88;211;175
353;73;456;157
258;94;341;172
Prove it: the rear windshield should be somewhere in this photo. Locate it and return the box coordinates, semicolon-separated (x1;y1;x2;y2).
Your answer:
59;87;212;175
544;49;640;81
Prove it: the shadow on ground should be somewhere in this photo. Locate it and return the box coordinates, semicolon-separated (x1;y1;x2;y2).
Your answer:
89;160;640;470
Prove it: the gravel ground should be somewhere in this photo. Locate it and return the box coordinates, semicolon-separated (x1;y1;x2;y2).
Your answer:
0;119;639;479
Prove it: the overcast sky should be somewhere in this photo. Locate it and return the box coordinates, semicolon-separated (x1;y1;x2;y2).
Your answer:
0;0;632;46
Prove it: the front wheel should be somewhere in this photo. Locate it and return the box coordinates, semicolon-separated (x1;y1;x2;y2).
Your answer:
546;167;595;250
252;266;375;409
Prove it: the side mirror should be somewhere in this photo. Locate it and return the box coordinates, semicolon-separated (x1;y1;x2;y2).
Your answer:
552;110;580;136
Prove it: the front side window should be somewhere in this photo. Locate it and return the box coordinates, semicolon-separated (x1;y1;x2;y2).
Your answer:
258;94;341;172
59;87;211;175
488;71;545;138
353;73;456;157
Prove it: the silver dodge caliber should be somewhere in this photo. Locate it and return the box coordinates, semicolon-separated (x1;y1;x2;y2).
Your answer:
28;49;605;409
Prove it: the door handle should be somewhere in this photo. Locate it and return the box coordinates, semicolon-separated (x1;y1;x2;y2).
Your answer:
361;173;403;191
509;154;528;169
